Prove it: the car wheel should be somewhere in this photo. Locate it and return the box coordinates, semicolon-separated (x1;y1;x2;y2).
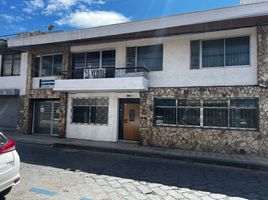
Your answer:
0;187;12;196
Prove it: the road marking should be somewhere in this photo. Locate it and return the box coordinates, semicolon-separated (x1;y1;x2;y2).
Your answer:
29;188;57;196
80;198;93;200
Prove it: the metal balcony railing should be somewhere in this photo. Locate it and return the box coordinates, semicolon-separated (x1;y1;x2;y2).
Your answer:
55;67;149;80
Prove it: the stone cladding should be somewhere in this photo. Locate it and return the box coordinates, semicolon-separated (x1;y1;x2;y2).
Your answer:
140;87;268;158
22;46;71;137
258;26;268;87
16;95;25;133
139;25;268;158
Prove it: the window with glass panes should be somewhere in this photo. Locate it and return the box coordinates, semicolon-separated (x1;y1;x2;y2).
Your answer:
34;54;62;77
1;54;21;76
72;50;115;78
190;36;249;69
126;44;163;72
154;98;258;130
72;97;109;125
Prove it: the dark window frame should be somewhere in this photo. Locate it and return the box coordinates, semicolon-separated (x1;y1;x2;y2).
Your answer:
154;98;258;131
126;44;163;72
1;54;21;76
35;54;63;77
72;50;116;70
71;97;109;125
190;36;250;69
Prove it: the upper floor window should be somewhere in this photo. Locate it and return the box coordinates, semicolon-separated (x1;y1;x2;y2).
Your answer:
190;36;250;69
1;54;21;76
34;54;62;77
126;44;163;71
72;50;115;70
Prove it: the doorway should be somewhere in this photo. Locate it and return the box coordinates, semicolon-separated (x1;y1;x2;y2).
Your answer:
33;100;60;135
123;103;140;140
118;98;140;141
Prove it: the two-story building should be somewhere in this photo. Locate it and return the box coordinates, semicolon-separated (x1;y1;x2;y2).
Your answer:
6;0;268;157
0;35;27;132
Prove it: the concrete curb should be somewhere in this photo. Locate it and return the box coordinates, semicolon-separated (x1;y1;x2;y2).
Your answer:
50;143;268;172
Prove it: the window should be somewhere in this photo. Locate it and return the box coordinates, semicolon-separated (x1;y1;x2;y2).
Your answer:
34;54;62;77
72;50;115;69
1;54;21;76
72;50;115;78
154;98;258;130
190;36;250;69
72;97;109;125
126;44;163;71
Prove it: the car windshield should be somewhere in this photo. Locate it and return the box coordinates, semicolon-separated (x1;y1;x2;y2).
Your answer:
0;133;7;149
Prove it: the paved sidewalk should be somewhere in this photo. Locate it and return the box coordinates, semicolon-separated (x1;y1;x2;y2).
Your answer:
2;131;268;171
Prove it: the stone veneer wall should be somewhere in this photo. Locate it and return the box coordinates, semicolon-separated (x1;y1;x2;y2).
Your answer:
140;25;268;158
140;87;268;158
23;46;71;137
16;95;25;133
258;25;268;87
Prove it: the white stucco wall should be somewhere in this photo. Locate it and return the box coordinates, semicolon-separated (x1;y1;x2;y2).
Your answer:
54;77;148;93
241;0;268;4
66;92;140;142
71;27;257;88
0;53;27;95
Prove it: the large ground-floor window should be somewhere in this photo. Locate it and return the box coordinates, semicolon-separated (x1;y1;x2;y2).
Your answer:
71;97;109;125
154;98;258;130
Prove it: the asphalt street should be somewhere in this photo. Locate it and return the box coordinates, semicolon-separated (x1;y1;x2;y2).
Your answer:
1;143;268;200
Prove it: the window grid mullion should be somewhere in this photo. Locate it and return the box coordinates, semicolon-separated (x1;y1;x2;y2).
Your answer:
200;100;203;127
11;55;14;76
135;47;138;68
228;99;230;128
176;100;178;126
224;38;226;67
52;55;54;76
100;51;102;68
199;40;202;69
85;52;87;68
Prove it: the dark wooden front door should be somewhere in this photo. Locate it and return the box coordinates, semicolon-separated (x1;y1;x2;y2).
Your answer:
123;103;140;140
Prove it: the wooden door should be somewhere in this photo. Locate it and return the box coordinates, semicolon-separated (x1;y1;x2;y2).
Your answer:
123;103;140;140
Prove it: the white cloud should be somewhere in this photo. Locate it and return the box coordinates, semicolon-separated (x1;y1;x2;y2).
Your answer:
5;25;26;33
43;0;105;15
54;10;130;28
23;0;45;13
0;14;13;22
10;6;16;9
1;0;7;5
0;14;25;23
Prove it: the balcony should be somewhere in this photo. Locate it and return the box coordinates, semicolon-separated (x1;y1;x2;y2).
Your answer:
53;67;149;93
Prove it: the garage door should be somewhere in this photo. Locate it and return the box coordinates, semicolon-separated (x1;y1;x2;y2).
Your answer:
0;96;18;130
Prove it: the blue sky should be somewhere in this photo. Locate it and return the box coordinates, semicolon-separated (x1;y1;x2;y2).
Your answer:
0;0;240;36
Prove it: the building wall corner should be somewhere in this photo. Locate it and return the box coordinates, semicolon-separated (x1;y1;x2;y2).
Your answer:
257;25;268;87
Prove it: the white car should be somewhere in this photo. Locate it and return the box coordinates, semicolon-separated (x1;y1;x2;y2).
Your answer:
0;132;20;196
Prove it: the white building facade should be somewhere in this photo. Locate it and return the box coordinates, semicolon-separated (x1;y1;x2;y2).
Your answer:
7;2;268;157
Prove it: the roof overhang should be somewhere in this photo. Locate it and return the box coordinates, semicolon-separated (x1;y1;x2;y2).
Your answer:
7;1;268;48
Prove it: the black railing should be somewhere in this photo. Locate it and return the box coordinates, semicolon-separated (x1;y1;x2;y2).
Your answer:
55;67;149;80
